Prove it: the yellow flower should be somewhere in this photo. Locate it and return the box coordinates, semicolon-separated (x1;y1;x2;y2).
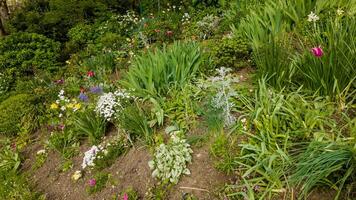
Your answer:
50;103;59;109
74;103;81;110
71;170;82;181
66;103;74;109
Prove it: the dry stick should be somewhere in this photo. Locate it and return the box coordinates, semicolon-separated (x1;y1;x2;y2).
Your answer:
179;187;210;193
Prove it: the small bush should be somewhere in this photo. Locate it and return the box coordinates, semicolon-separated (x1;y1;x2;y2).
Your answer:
210;36;250;69
0;32;61;75
0;94;38;136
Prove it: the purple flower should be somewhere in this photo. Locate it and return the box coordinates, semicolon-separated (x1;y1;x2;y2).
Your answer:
88;179;96;187
78;92;89;102
90;86;103;95
311;46;324;57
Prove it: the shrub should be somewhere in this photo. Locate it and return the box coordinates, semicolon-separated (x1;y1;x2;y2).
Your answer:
0;94;38;136
0;32;61;75
8;0;108;42
210;36;250;69
121;42;202;98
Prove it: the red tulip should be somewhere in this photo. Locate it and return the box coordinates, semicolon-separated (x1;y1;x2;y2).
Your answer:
311;46;324;57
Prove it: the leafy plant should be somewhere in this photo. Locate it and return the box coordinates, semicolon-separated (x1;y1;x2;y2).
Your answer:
116;102;153;145
290;141;356;200
0;171;44;200
148;133;193;184
93;140;128;170
121;41;202;99
294;15;356;96
0;140;21;173
0;32;60;74
210;36;250;69
163;85;198;130
0;94;38;136
74;110;107;145
210;132;239;173
47;130;79;159
196;14;220;39
86;172;109;194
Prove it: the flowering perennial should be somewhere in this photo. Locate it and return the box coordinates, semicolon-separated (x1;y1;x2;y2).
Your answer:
307;12;319;22
311;46;324;57
95;89;133;121
82;145;102;169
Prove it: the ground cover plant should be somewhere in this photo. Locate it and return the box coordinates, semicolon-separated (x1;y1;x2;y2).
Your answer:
0;0;355;199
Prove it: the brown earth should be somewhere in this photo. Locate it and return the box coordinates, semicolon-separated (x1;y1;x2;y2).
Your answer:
21;129;231;200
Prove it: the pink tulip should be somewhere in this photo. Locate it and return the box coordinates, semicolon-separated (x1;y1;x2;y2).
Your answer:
123;193;128;200
311;46;324;57
88;179;96;187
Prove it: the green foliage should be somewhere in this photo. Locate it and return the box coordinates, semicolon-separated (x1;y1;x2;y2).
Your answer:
93;140;128;170
148;134;193;184
290;141;356;199
229;79;342;198
116;102;153;145
8;0;108;42
33;151;48;170
47;130;79;159
118;187;139;200
163;85;198;130
294;15;356;96
0;171;44;200
238;1;293;88
0;32;60;75
0;140;44;200
0;140;21;173
86;172;109;194
121;42;202;98
210;36;250;69
210;133;239;173
74;110;107;145
238;0;356;95
0;94;38;136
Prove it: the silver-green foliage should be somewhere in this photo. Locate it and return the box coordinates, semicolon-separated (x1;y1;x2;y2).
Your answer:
148;134;193;184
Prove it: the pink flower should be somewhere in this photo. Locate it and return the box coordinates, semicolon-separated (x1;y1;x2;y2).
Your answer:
58;124;65;131
87;71;95;77
88;179;96;187
166;30;173;37
123;193;128;200
311;46;324;57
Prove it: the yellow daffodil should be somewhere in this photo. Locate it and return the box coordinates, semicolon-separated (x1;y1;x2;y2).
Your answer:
50;103;59;109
